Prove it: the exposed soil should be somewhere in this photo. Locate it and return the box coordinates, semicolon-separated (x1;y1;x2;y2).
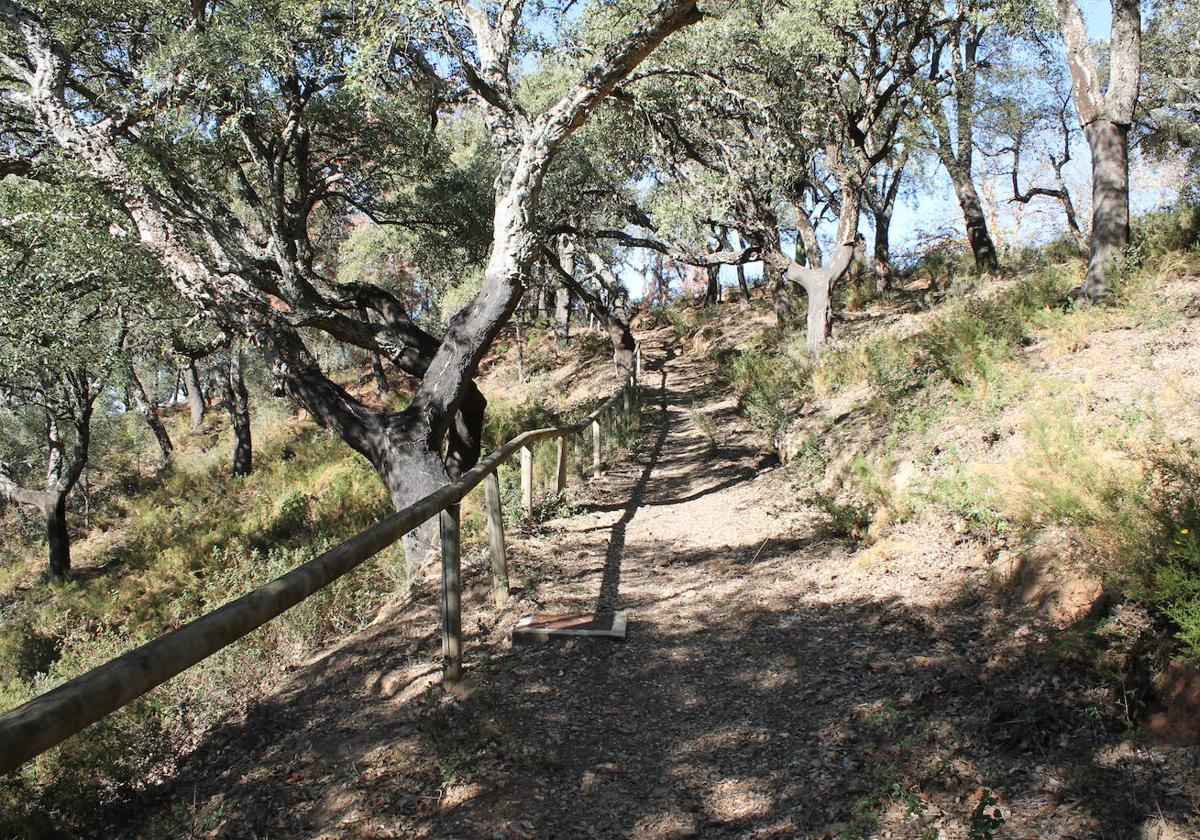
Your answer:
108;327;1199;840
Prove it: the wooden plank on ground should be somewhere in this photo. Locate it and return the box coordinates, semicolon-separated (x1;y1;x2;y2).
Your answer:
512;611;627;644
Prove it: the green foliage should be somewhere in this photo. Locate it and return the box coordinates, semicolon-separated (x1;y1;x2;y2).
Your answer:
1132;203;1200;257
717;348;799;443
1122;450;1200;665
968;789;1006;840
813;493;873;546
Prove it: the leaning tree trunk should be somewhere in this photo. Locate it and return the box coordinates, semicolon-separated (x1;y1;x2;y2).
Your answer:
1081;119;1131;299
224;349;253;477
128;366;173;459
949;168;1000;272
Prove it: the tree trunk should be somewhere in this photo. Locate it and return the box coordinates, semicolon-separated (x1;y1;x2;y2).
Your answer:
553;251;635;374
736;262;750;301
1081;119;1131;299
805;277;833;355
949;168;1000;271
704;264;720;304
128;366;173;459
872;208;893;291
183;362;205;430
225;349;252;476
46;493;70;582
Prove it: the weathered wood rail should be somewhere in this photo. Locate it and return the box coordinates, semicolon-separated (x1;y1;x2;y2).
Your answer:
0;344;644;775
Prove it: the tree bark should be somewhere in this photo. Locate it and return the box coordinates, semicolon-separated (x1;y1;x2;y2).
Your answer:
183;362;205;431
554;231;575;340
948;166;1000;271
704;264;720;304
1082;122;1131;296
736;262;750;301
224;348;253;477
128;365;173;459
548;249;635;374
795;208;822;269
46;492;70;582
872;208;893;291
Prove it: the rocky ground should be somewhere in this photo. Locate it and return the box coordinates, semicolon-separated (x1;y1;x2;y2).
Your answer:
108;327;1199;840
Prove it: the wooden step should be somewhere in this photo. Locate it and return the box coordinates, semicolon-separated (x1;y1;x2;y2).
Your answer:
512;611;627;643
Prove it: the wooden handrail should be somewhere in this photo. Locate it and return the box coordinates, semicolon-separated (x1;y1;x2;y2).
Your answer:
0;348;642;775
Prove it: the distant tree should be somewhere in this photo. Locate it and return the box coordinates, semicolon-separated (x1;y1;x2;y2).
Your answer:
1140;0;1200;196
0;179;156;579
918;3;999;271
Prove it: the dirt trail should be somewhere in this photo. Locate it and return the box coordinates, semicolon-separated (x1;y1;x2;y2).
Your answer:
117;331;1196;839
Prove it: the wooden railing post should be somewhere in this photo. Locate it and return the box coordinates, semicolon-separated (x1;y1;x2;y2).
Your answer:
483;472;508;607
555;434;568;495
592;417;602;478
623;376;632;429
634;343;642;384
520;445;533;520
439;504;462;683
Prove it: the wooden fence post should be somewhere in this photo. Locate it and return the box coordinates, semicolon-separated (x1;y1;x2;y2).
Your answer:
439;504;462;683
592;417;602;478
623;377;632;428
483;472;508;607
555;434;568;495
520;445;533;520
634;344;642;383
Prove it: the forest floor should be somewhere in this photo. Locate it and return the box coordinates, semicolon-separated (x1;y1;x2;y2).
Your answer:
110;325;1199;840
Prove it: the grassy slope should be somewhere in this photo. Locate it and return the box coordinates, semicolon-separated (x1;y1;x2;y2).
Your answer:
696;243;1200;690
0;322;622;834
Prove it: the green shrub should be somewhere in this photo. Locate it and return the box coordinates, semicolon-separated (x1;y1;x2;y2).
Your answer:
1123;451;1200;664
1133;203;1200;256
718;348;798;441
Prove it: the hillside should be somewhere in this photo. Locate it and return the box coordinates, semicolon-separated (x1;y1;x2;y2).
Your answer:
31;250;1193;839
0;324;627;837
